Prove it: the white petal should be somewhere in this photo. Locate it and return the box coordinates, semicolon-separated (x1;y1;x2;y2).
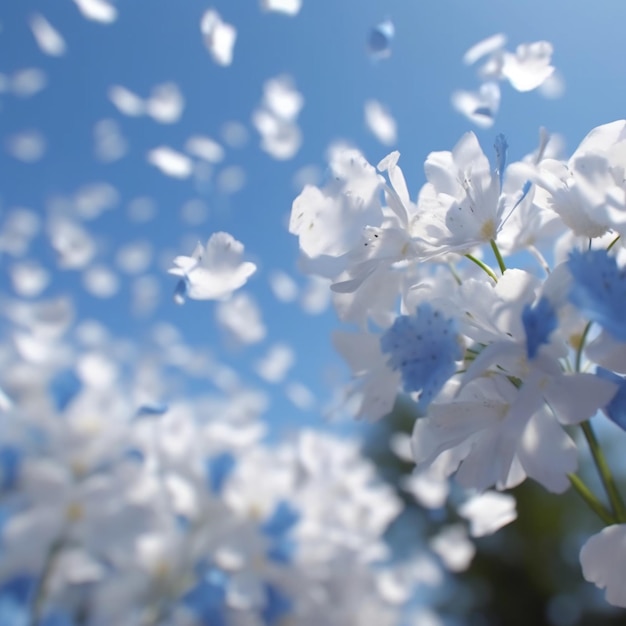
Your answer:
72;0;117;24
580;525;626;608
201;9;236;66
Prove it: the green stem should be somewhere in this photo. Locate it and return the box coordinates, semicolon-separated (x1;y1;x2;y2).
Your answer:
607;235;621;251
568;473;616;525
30;539;64;626
447;263;462;286
465;254;498;283
580;421;626;522
490;239;507;274
575;322;592;373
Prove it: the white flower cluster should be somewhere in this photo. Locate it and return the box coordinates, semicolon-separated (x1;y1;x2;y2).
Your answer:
290;119;626;608
0;298;447;626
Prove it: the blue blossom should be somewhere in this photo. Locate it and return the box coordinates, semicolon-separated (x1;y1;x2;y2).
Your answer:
494;133;508;188
0;576;34;626
261;584;292;625
0;447;21;491
522;296;558;359
49;369;82;412
568;249;626;341
380;304;462;410
596;367;626;431
205;452;236;495
262;501;299;564
183;568;227;626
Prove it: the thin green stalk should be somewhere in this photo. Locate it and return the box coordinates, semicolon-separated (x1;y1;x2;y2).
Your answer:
489;239;507;274
572;319;626;521
568;473;616;525
580;421;626;522
465;254;498;283
575;322;592;373
30;539;64;626
607;235;621;251
447;263;462;286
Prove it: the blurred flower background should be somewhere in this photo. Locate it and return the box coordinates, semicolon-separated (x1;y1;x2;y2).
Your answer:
3;1;626;625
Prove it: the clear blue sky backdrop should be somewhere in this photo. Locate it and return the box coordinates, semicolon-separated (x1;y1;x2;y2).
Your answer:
2;0;626;434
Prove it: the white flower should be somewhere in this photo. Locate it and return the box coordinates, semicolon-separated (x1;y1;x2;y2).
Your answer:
580;524;626;608
415;132;503;253
168;232;256;302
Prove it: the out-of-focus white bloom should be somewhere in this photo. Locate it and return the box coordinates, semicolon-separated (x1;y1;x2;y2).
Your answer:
458;491;517;537
221;120;249;148
72;0;118;24
185;135;225;163
451;82;500;128
29;13;66;56
168;232;257;301
0;208;40;257
216;165;246;194
201;9;237;66
108;85;145;116
6;130;46;162
269;270;299;302
82;265;120;298
580;524;626;608
300;276;330;314
147;146;193;179
255;344;295;382
215;292;266;345
145;83;185;124
10;68;47;97
9;262;50;298
285;381;315;410
429;525;475;572
48;218;96;269
253;75;303;160
365;100;397;146
94;119;127;162
463;33;507;66
260;0;302;15
74;182;119;219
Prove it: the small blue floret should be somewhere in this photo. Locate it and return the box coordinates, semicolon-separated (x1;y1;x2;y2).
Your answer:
596;367;626;431
522;296;558;359
380;304;461;410
568;249;626;341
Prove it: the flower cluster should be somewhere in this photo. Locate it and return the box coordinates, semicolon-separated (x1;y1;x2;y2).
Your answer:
0;298;453;626
290;119;626;608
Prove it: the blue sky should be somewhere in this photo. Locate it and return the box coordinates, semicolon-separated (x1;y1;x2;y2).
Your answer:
3;0;626;436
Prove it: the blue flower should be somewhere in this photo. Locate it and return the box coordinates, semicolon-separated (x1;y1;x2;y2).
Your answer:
183;568;227;626
205;452;236;495
49;369;82;412
568;249;626;341
261;584;292;625
262;501;299;564
596;367;626;431
522;296;558;359
380;304;461;410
